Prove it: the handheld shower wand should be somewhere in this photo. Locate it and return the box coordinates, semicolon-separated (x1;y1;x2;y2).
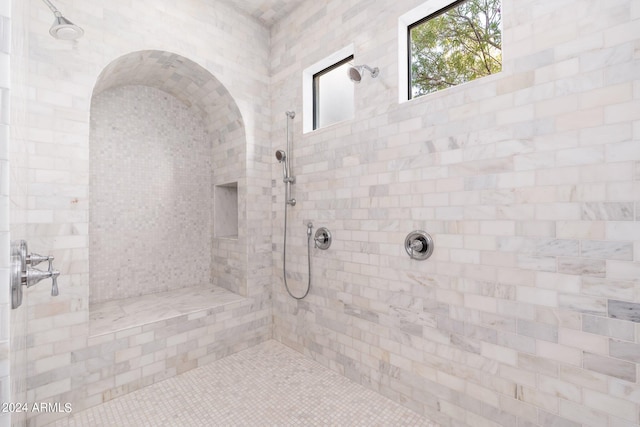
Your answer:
275;149;295;206
275;149;289;181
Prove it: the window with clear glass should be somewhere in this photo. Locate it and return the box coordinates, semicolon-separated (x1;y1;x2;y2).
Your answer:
408;0;502;99
313;55;354;130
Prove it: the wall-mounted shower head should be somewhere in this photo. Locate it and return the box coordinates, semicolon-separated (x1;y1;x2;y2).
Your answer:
275;150;286;163
41;0;84;40
348;65;379;83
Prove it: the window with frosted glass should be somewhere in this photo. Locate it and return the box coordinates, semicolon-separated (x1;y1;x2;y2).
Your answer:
313;56;354;130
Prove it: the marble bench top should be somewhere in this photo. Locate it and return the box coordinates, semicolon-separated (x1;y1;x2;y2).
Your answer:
89;285;246;336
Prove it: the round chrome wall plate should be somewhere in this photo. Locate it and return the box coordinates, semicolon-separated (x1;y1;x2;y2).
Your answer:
314;227;332;250
404;230;434;260
11;240;28;309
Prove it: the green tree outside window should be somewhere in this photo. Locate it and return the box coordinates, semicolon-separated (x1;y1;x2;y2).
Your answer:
409;0;502;98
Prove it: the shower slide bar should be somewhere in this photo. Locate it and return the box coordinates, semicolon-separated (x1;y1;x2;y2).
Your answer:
276;111;331;300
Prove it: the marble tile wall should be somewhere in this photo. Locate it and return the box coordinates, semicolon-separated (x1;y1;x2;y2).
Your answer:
271;0;640;426
7;0;640;426
218;0;301;27
0;1;10;426
9;0;273;424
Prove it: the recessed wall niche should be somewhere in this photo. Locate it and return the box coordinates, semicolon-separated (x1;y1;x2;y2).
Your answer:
214;182;238;239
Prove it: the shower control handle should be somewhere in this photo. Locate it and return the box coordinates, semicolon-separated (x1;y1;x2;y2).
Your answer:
28;253;53;267
10;240;61;309
314;227;332;250
25;267;54;287
52;275;59;296
409;240;424;253
26;257;60;292
404;231;434;261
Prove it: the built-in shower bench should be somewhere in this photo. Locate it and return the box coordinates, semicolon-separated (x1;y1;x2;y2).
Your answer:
89;285;247;336
80;285;270;409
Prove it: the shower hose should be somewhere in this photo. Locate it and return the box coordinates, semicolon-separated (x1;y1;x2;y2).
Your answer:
282;201;311;300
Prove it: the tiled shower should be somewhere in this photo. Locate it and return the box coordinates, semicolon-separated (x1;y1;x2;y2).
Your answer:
3;0;640;426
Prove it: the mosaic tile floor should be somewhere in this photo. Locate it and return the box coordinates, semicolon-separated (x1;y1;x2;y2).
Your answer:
49;340;438;427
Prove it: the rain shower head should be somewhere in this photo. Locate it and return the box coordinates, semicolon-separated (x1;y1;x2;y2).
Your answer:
42;0;84;40
50;13;84;40
348;65;379;83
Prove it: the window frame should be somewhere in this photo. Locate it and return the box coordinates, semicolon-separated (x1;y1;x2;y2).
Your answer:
302;44;354;133
398;0;502;103
406;0;466;101
312;55;354;131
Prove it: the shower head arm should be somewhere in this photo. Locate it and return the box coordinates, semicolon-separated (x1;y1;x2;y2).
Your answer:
361;65;380;78
41;0;61;15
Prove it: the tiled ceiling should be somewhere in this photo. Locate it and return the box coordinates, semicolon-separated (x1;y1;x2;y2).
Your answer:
216;0;305;27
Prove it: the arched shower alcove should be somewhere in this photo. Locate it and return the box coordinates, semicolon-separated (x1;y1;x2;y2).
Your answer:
89;50;249;333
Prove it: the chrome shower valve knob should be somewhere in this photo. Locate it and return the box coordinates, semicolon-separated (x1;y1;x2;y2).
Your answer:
314;227;332;250
409;239;425;253
404;231;434;260
28;253;53;266
10;240;61;309
26;255;60;296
